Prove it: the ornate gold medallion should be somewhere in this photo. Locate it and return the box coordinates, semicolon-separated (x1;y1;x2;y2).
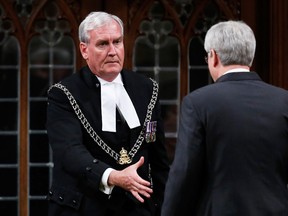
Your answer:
118;148;132;165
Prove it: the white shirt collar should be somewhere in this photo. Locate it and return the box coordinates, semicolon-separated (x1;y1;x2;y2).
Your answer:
97;73;123;85
223;68;250;75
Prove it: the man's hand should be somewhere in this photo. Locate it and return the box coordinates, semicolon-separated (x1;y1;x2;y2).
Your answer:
108;156;153;203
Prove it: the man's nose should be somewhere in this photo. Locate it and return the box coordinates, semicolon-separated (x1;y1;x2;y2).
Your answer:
108;43;117;55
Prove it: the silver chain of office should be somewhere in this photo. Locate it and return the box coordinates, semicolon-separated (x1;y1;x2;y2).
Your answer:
49;78;158;163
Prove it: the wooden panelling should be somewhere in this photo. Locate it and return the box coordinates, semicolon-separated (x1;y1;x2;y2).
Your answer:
269;0;288;89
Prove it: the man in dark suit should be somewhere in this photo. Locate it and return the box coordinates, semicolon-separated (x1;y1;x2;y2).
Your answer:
161;20;288;216
46;11;169;216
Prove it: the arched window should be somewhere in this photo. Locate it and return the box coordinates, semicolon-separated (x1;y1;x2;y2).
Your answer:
0;5;20;214
28;2;75;214
0;1;76;215
133;2;180;163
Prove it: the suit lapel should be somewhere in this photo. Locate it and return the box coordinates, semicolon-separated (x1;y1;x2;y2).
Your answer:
121;70;147;147
79;67;103;133
121;70;147;125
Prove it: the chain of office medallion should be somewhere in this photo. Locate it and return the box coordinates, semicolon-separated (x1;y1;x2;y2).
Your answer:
49;79;158;163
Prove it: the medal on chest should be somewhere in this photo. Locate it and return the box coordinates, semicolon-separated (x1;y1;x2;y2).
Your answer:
145;121;157;143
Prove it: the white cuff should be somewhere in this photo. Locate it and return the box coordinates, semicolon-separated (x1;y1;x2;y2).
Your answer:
100;168;115;194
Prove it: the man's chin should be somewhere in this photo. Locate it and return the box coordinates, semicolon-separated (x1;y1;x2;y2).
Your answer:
101;70;122;81
106;66;122;73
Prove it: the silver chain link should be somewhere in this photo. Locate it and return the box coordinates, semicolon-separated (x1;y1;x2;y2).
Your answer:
48;78;159;163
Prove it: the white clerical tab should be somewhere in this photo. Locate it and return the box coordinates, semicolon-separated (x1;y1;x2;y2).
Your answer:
100;82;117;132
114;82;140;129
98;74;140;132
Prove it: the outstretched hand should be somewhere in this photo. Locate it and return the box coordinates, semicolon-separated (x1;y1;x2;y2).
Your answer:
108;156;153;203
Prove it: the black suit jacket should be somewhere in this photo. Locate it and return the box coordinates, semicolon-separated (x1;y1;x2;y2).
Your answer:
162;72;288;216
46;66;169;216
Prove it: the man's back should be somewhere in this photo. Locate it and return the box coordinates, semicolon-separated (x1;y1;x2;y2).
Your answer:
192;72;288;215
162;72;288;216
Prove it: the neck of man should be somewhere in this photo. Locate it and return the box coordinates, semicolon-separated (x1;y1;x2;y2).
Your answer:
216;64;250;81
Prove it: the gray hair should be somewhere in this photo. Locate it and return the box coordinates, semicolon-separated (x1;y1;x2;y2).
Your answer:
79;12;124;43
204;20;256;67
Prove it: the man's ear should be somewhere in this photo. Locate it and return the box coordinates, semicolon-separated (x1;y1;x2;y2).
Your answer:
211;49;219;67
79;42;88;60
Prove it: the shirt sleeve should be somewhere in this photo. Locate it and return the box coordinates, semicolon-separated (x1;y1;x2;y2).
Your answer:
99;168;115;194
